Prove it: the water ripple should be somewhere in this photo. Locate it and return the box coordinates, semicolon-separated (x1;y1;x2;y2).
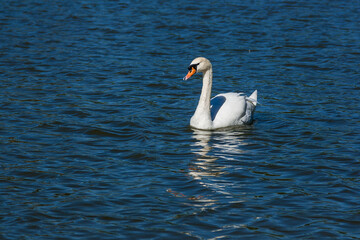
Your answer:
1;0;360;239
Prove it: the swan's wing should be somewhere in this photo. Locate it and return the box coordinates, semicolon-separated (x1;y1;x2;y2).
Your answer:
210;95;226;121
211;92;258;127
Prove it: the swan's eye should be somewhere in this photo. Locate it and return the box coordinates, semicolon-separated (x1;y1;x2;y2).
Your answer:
188;63;200;71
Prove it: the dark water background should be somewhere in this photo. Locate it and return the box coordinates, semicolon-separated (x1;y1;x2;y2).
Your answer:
1;0;360;239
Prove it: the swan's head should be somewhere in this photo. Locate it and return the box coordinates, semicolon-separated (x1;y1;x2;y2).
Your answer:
183;57;212;80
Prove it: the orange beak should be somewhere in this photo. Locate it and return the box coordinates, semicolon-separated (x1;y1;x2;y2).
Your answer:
183;67;196;80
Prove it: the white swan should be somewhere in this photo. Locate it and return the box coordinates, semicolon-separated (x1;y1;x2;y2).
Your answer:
183;57;258;130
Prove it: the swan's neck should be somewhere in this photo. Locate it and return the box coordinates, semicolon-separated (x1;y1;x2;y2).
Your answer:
198;69;212;111
191;68;213;129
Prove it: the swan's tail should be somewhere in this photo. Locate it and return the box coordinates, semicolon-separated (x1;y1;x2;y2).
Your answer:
241;90;258;124
246;90;258;106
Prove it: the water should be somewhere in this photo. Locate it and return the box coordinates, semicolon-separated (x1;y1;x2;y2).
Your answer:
1;0;360;239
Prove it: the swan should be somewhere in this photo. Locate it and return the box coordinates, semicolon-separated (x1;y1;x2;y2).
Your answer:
183;57;258;130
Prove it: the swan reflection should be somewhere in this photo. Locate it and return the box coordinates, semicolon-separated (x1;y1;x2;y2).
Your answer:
189;128;250;198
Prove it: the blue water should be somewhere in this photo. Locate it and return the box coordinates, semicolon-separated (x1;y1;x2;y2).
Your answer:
1;1;360;239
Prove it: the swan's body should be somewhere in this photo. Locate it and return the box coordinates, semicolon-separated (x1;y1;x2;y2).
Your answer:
184;57;258;130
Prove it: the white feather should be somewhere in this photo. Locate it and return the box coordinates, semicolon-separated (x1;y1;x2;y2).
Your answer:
185;57;258;130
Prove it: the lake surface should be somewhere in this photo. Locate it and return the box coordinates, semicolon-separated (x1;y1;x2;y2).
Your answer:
1;0;360;239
